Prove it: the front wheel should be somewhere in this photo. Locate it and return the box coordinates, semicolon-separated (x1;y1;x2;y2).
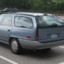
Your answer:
9;39;22;54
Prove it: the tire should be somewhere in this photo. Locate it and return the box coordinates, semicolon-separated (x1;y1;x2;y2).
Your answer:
9;39;22;54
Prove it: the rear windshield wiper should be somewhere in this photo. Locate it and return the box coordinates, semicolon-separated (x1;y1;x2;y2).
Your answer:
38;24;62;28
50;24;58;27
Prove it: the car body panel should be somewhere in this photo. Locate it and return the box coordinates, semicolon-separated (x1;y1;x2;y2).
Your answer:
38;27;64;42
18;38;64;49
10;15;37;41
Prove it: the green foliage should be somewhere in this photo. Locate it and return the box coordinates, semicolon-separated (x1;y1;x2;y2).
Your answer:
0;0;64;11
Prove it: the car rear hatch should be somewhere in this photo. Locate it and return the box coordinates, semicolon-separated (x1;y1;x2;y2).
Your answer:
36;15;64;43
38;27;64;43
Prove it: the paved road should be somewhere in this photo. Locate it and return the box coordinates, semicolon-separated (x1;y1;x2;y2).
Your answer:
0;43;64;64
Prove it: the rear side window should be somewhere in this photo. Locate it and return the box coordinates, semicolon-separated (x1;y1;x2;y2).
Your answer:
2;15;13;26
15;16;33;28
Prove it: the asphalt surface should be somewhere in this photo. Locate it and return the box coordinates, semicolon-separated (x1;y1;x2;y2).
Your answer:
0;16;64;64
0;43;64;64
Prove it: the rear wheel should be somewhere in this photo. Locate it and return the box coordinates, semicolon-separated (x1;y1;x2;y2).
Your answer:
9;39;22;54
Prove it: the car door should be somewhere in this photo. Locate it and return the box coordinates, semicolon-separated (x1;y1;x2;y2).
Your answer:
12;15;36;41
0;14;13;43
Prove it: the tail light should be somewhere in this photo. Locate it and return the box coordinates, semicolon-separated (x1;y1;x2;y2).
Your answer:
27;36;31;39
36;28;39;40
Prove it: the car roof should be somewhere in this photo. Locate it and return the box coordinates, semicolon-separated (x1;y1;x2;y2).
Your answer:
15;12;53;16
1;12;53;17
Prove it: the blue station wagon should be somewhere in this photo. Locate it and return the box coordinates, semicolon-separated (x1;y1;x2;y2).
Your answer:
0;12;64;54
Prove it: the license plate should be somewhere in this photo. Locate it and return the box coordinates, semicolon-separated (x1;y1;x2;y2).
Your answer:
50;34;58;38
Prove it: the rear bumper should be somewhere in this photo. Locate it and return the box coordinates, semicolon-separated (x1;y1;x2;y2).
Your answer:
18;39;64;49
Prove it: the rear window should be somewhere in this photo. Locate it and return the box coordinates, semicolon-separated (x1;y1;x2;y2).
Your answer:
37;15;64;28
15;16;33;28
